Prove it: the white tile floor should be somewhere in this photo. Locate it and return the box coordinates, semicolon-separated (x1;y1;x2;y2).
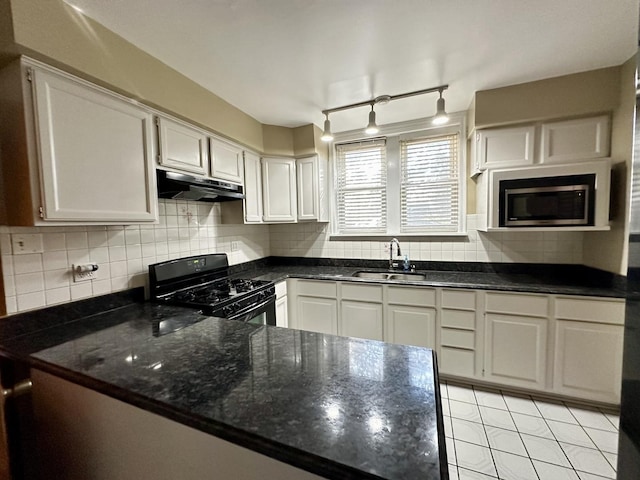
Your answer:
440;382;619;480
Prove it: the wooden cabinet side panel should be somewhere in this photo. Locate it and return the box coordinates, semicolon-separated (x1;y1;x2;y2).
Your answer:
0;61;37;225
32;370;323;480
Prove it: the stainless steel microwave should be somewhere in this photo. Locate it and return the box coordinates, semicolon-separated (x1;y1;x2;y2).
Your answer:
498;174;596;227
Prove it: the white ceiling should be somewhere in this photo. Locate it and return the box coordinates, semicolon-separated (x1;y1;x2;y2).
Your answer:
65;0;638;134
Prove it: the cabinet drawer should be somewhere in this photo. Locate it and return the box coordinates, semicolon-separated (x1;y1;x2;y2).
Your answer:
341;283;383;302
387;286;436;306
441;309;476;330
442;289;476;310
441;328;475;349
440;347;475;377
485;292;548;317
555;297;625;325
296;280;336;298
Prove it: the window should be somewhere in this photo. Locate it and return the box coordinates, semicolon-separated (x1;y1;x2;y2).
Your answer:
333;121;464;236
400;134;459;232
335;140;387;234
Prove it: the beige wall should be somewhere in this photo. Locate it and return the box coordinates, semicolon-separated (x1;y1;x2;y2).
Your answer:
293;125;317;156
2;0;266;152
474;67;621;128
583;55;637;274
262;124;294;156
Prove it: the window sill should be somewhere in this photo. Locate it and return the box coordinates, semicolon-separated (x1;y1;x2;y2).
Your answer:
329;232;469;241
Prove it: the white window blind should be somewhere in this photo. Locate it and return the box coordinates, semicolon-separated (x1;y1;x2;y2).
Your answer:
335;140;387;233
400;134;459;232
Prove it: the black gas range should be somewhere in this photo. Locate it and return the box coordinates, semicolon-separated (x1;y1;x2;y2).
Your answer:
149;254;276;325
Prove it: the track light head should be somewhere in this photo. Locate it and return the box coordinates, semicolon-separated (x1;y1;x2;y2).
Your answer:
321;114;333;142
432;89;449;125
364;106;379;135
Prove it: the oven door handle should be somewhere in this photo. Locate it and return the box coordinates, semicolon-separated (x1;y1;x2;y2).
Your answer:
226;296;275;321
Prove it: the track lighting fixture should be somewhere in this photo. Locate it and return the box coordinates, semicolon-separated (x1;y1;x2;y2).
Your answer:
432;88;449;125
320;113;333;142
364;105;379;135
320;84;449;141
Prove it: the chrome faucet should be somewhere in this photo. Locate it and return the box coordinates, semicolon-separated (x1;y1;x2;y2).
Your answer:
389;238;401;270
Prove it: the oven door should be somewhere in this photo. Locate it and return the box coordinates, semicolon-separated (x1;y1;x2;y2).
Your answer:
225;295;276;326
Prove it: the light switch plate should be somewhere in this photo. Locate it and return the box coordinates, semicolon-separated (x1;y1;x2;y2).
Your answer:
11;234;44;254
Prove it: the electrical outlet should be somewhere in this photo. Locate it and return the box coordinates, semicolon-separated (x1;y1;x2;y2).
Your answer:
72;264;98;282
11;234;44;254
231;241;239;251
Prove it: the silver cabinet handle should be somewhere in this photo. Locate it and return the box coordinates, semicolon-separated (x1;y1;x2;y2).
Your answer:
1;379;32;402
0;378;32;478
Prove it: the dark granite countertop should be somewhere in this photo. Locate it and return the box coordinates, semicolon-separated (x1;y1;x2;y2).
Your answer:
0;296;447;480
233;258;626;298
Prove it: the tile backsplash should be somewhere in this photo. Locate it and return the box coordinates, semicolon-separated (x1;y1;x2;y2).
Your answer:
269;215;584;265
1;208;583;315
1;200;270;315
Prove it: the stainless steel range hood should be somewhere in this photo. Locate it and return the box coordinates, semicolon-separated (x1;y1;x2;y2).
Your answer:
156;170;244;202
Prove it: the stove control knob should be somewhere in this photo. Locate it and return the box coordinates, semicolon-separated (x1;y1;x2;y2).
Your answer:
223;306;233;316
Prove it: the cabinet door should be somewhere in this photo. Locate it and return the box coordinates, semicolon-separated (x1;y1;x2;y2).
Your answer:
296;156;319;221
243;151;263;223
157;116;208;176
386;305;436;349
484;313;548;390
476;126;535;170
541;116;610;164
32;68;157;222
553;320;623;403
296;296;337;335
276;296;288;328
210;137;243;184
262;157;297;222
340;300;383;341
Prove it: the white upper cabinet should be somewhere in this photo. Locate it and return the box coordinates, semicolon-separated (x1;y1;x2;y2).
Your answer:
474;115;610;175
262;157;297;223
0;58;157;225
157;116;208;176
243;151;263;223
296;155;329;222
541;115;610;164
210;137;244;184
475;126;536;171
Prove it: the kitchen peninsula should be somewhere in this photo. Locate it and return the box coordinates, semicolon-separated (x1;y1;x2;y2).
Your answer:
0;290;447;480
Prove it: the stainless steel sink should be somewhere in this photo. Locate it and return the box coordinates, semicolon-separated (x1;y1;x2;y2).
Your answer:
351;271;426;281
388;272;426;281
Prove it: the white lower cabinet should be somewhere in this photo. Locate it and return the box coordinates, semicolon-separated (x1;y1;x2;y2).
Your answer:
440;289;480;378
296;296;337;335
386;305;436;348
287;279;624;404
553;321;623;403
385;285;437;349
275;281;288;328
484;313;549;390
339;283;383;341
340;301;383;341
552;296;625;403
290;280;337;335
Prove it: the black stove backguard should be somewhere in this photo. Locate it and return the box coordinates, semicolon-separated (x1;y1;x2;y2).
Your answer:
149;253;230;300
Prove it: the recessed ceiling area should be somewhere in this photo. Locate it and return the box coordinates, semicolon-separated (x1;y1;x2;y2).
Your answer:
65;0;638;133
